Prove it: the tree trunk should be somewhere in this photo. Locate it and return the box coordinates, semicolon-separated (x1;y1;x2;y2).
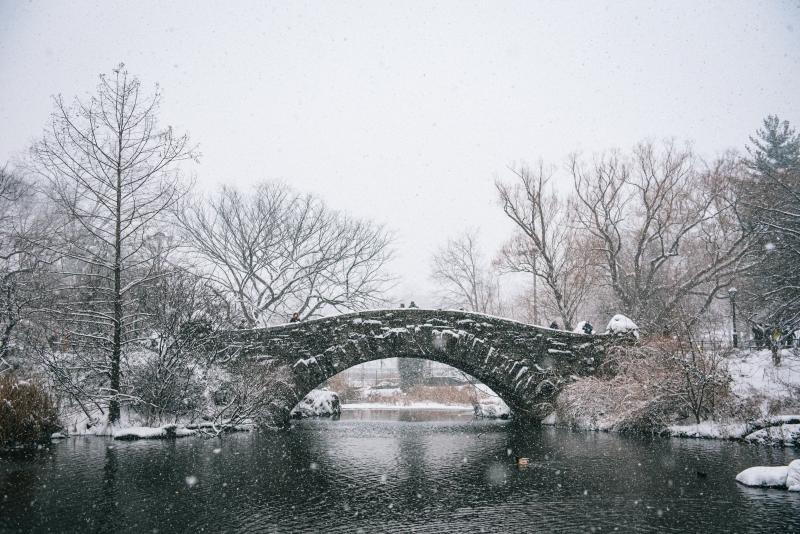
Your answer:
109;158;123;423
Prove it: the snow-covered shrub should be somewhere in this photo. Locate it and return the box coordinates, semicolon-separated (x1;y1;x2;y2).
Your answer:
126;350;207;426
555;338;732;432
0;374;59;447
200;358;295;431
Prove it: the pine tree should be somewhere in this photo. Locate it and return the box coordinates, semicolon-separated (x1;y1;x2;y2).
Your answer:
741;115;800;330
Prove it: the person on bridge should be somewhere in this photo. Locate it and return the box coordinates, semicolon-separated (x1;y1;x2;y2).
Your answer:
290;312;301;323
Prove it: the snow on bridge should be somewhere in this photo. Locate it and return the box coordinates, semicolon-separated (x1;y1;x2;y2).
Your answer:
214;309;626;428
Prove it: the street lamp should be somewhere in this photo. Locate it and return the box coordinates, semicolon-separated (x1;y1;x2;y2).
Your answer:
728;287;738;348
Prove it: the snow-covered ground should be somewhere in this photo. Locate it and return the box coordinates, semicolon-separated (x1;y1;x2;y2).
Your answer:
728;348;800;399
543;347;800;445
339;381;511;417
342;402;472;411
669;421;749;440
668;349;799;445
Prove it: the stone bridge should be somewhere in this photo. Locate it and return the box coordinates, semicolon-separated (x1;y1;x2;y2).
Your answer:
215;309;621;428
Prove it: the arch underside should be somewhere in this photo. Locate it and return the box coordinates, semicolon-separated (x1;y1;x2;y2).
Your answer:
216;310;608;428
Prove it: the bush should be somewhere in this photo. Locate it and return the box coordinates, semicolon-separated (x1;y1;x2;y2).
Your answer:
0;374;60;447
555;337;732;432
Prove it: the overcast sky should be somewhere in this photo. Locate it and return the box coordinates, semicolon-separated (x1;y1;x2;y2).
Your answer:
1;0;799;306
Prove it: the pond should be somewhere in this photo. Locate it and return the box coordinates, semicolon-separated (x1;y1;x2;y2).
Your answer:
1;409;799;533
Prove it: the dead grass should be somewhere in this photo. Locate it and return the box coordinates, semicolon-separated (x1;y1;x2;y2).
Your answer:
404;385;478;405
0;374;60;447
556;338;733;433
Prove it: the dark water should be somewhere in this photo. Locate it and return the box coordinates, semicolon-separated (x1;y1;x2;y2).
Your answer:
1;410;799;533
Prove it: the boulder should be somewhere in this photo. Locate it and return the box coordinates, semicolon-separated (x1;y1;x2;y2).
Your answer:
473;398;511;419
735;465;789;488
290;389;341;418
787;460;800;491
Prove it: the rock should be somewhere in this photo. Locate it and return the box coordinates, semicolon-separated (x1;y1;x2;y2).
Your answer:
473;398;511;419
787;460;800;491
290;389;341;418
735;465;789;488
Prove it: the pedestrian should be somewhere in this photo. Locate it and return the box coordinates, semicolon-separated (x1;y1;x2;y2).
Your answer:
549;321;559;330
409;301;418;308
290;312;300;323
582;322;594;335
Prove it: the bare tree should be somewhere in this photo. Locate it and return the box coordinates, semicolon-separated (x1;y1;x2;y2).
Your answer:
29;65;197;423
430;230;502;314
570;142;755;331
124;264;228;426
0;166;56;365
177;183;392;326
496;164;595;329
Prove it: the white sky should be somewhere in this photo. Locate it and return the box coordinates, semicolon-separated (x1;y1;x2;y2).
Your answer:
1;0;799;305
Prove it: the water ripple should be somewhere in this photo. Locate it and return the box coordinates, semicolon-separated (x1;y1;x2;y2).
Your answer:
1;410;798;533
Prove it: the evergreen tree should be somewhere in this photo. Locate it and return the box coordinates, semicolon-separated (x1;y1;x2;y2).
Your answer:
745;115;800;176
741;115;800;329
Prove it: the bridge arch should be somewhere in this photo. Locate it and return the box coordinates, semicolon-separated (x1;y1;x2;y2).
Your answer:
216;309;613;428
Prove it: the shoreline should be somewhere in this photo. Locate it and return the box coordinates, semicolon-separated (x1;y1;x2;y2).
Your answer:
44;406;799;449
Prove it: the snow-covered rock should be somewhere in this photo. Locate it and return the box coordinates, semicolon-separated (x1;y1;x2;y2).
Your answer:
735;460;800;490
290;389;341;418
473;397;511;419
605;314;639;338
541;412;558;425
743;424;800;447
736;465;789;488
787;460;800;491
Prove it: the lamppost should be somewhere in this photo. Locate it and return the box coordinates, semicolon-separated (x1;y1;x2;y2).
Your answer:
728;287;738;348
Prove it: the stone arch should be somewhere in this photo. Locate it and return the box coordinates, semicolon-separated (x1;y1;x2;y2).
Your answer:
216;309;611;428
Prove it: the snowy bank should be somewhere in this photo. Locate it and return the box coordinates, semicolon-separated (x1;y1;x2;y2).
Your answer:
666;347;800;446
668;422;749;440
112;424;197;440
545;343;800;444
291;389;341;418
736;460;800;491
743;423;800;447
342;401;472;411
